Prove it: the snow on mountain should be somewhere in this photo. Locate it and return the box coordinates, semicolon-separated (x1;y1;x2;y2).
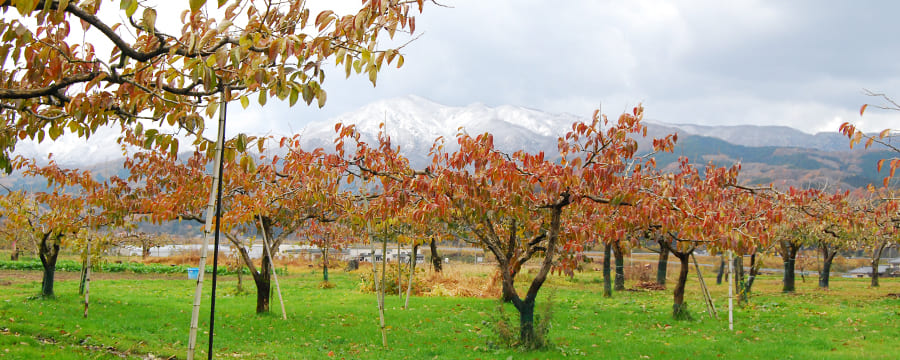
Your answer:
10;94;858;168
13;125;126;166
298;95;584;165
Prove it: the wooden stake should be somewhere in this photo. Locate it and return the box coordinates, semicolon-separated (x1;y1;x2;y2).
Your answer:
692;253;717;319
187;96;227;360
728;250;734;331
379;233;388;347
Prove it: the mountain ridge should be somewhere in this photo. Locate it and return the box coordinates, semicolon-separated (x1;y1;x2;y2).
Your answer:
5;95;894;190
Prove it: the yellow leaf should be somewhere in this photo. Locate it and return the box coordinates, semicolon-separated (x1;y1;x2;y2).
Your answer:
189;0;206;13
142;8;157;33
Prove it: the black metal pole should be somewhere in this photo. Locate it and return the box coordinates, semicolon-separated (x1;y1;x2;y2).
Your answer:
207;99;227;360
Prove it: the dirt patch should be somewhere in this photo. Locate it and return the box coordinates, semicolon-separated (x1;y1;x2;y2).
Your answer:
887;293;900;299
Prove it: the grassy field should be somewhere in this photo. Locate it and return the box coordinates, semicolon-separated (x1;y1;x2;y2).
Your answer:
0;260;898;359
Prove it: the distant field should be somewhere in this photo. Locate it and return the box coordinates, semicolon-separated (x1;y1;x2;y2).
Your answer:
0;262;898;359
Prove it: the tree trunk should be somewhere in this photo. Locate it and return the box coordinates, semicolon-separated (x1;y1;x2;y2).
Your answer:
871;240;887;288
323;246;329;282
429;238;442;273
783;252;796;293
253;275;271;314
613;241;625;291
79;255;88;295
715;256;725;285
516;298;537;346
657;243;669;285
602;243;612;297
501;257;528;303
236;266;244;293
741;253;758;303
780;241;799;293
83;239;91;318
38;233;60;298
10;239;18;261
142;239;151;259
733;255;745;305
255;248;273;313
818;245;837;289
672;251;691;319
480;200;567;348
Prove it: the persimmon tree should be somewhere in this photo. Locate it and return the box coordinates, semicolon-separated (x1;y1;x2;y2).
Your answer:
124;132;344;313
0;189;36;260
345;105;674;346
797;189;857;289
0;0;426;171
7;157;130;298
637;159;777;316
852;189;898;287
772;187;827;293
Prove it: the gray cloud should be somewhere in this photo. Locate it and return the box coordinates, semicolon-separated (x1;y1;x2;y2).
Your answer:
234;1;900;135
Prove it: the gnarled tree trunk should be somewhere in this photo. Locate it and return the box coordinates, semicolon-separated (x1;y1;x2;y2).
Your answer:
671;249;692;319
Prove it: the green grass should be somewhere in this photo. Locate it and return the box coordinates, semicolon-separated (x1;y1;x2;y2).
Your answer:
0;258;279;275
0;267;898;359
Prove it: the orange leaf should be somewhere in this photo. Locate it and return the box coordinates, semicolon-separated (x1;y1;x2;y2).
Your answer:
860;104;868;116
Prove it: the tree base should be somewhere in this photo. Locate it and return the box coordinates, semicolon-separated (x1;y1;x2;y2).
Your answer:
673;302;693;321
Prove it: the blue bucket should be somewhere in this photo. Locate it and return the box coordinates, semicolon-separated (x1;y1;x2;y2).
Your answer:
187;267;200;279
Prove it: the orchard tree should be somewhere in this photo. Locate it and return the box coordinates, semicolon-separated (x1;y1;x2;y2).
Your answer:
0;0;427;171
638;159;777;316
775;187;825;293
413;106;671;345
125;133;345;313
800;189;857;289
853;189;898;287
9;157;130;298
0;189;37;260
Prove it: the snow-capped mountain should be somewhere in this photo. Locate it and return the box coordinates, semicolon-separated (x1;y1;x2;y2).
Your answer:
9;94;865;168
4;95;893;191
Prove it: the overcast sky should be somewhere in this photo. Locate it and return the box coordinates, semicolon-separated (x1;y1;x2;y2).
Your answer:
14;0;900;164
231;0;900;137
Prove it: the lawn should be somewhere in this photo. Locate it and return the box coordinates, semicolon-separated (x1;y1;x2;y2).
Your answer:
0;263;898;359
